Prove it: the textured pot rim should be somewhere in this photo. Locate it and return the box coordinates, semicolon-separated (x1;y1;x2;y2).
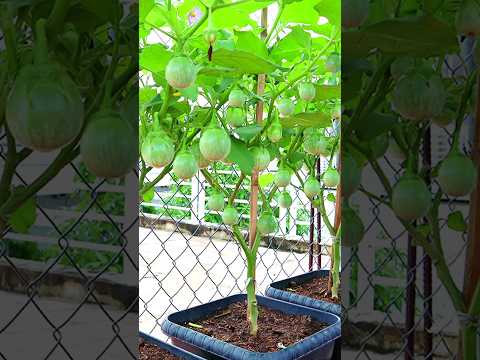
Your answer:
140;331;206;359
161;294;341;360
266;270;342;316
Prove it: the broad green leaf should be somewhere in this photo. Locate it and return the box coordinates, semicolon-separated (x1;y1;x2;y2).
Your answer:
447;211;467;232
281;0;321;25
314;0;340;27
179;84;198;101
235;125;263;142
235;30;268;59
327;193;336;202
354;113;398;141
140;87;157;108
140;44;172;73
143;187;155;202
211;48;280;74
270;26;312;61
259;173;275;188
281;112;331;128
343;16;458;58
9;196;36;234
80;0;122;22
315;84;340;101
226;138;254;175
140;0;155;23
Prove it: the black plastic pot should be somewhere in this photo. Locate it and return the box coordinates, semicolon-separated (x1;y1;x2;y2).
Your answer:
266;270;341;316
161;294;341;360
140;332;206;359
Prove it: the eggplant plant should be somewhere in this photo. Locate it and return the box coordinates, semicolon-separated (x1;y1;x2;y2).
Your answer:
0;2;137;242
342;0;480;357
139;0;341;335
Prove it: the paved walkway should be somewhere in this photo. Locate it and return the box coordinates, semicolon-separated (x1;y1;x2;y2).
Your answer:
0;290;137;359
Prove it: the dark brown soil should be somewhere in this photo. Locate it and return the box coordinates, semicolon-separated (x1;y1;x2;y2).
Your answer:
139;339;180;360
185;301;327;353
288;276;341;304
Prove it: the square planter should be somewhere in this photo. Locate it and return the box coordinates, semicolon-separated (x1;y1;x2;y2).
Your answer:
266;270;341;316
140;332;206;359
161;294;340;360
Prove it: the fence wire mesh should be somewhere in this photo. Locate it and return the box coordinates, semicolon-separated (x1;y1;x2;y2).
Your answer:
138;159;335;337
0;135;139;358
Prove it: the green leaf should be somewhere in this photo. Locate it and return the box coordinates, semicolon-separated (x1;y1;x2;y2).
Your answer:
211;48;281;74
270;26;312;61
327;193;336;202
9;196;36;234
179;84;198;101
314;0;340;27
143;187;155;202
140;87;157;108
80;0;122;22
315;84;340;101
354;113;398;141
259;173;275;188
140;0;155;23
226;138;254;175
235;30;268;59
140;44;172;73
281;112;331;128
447;211;467;232
235;125;263;142
343;16;458;58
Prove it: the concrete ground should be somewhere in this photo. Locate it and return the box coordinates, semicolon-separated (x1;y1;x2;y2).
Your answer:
0;290;137;359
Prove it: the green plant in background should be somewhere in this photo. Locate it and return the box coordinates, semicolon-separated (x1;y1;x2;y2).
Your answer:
342;0;480;357
0;1;137;268
139;0;340;335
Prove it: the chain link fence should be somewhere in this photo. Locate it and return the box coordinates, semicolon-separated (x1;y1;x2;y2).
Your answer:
0;136;139;358
341;40;478;358
138;158;336;337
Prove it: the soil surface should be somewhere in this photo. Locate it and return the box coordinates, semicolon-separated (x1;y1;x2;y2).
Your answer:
288;276;341;304
139;339;180;360
186;301;327;353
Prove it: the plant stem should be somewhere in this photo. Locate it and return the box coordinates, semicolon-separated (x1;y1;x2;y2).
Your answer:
265;1;284;45
46;0;71;36
228;173;245;206
0;3;17;75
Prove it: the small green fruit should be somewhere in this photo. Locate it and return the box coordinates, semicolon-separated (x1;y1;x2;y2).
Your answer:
392;174;431;221
303;134;330;157
207;192;225;211
298;83;316;101
141;131;175;168
80;110;137;179
323;168;340;188
392;72;446;121
226;107;245;127
199;126;231;161
277;98;295;117
257;212;278;235
191;141;211;169
165;57;196;89
172;151;198;180
228;89;246;107
267;122;283;143
277;191;293;208
274;168;292;188
252;147;271;171
203;28;217;45
438;153;477;197
304;176;321;199
222;206;239;225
